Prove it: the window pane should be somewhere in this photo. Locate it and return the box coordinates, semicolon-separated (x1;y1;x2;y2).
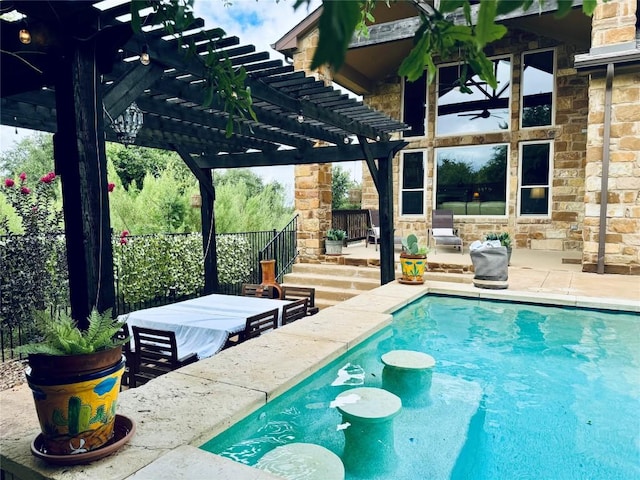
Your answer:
402;72;427;137
402;191;424;215
402;152;424;190
521;187;549;215
436;145;507;216
522;50;554;127
437;58;511;135
522;143;550;185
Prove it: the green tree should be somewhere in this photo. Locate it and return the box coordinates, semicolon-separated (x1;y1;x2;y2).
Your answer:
0;133;55;190
331;165;357;210
107;143;187;190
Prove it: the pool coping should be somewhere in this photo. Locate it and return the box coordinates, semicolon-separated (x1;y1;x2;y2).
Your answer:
1;281;638;480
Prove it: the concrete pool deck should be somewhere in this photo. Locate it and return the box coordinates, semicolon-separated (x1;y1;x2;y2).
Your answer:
1;270;638;479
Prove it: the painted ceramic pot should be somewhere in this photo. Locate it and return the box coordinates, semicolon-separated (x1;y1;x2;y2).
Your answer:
399;253;427;284
26;348;125;455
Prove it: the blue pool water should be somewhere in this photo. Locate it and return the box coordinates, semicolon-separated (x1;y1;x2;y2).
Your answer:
201;295;640;479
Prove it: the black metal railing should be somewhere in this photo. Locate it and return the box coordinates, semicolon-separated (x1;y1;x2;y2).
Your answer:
332;209;370;243
259;215;298;283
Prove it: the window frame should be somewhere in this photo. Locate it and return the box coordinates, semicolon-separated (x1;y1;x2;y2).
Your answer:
401;72;428;139
435;54;513;137
520;48;556;130
433;143;510;217
517;140;554;218
399;149;427;218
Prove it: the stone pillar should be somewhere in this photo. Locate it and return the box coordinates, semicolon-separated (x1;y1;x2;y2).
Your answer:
291;28;335;263
295;163;333;262
583;0;640;274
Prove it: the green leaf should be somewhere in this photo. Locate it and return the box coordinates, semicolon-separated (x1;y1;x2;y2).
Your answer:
496;0;526;16
130;1;146;34
311;1;362;71
439;0;465;14
475;0;500;47
582;0;598;16
555;0;574;18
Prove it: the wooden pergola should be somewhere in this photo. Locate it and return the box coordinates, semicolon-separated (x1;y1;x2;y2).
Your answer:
0;1;407;327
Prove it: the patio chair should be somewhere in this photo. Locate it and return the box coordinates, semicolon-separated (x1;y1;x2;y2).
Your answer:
130;326;198;388
366;209;381;251
225;308;279;348
282;286;319;315
429;209;463;254
241;283;277;298
282;298;309;325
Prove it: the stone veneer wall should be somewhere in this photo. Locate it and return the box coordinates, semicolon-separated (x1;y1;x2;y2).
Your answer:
583;0;640;274
361;29;589;252
291;28;335;262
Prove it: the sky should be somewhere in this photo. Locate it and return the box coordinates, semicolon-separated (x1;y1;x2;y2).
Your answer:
0;0;362;197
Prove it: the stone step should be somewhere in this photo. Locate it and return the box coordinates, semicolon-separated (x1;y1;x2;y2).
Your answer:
282;263;472;311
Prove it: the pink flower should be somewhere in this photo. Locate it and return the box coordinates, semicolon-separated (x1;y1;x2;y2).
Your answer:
108;183;116;193
40;171;56;183
40;173;54;184
19;172;26;181
20;186;31;195
120;237;128;245
120;230;129;237
4;178;14;187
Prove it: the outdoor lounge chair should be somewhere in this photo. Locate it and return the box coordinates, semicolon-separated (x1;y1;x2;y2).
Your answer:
366;209;381;251
429;209;463;254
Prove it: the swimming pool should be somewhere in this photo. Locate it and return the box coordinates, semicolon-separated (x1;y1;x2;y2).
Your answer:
201;295;640;479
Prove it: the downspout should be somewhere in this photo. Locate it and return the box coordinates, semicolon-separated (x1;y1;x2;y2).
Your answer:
597;63;614;274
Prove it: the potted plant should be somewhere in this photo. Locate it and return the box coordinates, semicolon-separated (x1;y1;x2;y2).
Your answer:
325;228;347;255
17;308;130;458
399;234;430;284
485;231;513;265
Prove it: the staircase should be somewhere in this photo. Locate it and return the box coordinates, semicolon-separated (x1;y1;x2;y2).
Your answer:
281;263;381;310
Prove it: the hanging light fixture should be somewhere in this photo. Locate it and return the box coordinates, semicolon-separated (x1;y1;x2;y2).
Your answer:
139;44;150;66
111;102;143;145
19;26;31;44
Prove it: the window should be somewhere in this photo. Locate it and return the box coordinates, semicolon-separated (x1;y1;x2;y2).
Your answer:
437;56;511;136
519;141;552;216
400;151;425;215
521;49;555;128
435;144;508;216
402;71;427;138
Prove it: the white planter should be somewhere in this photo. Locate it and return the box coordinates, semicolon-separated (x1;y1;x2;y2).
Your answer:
325;239;343;255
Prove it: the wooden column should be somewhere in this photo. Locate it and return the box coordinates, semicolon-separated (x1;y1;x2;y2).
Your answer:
53;39;115;328
199;170;219;294
378;152;395;285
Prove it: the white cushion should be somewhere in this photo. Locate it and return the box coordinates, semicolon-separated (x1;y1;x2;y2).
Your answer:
372;227;380;236
432;228;454;237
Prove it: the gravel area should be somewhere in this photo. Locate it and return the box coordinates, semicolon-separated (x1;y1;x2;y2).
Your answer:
0;359;28;392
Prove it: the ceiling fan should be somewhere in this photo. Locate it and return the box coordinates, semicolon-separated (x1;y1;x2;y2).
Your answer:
458;109;496;120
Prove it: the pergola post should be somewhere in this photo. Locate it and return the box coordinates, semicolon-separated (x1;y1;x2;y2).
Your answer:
199;170;219;294
53;38;115;328
378;152;395;284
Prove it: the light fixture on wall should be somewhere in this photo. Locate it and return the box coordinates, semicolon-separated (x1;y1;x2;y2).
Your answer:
296;110;304;123
530;187;545;199
139;44;150;66
111;102;143;145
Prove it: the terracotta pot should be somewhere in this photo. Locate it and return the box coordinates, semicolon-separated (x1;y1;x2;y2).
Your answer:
26;348;125;456
398;253;427;284
260;259;282;298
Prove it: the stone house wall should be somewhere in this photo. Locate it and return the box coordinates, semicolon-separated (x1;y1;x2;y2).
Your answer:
582;0;639;273
359;29;589;252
